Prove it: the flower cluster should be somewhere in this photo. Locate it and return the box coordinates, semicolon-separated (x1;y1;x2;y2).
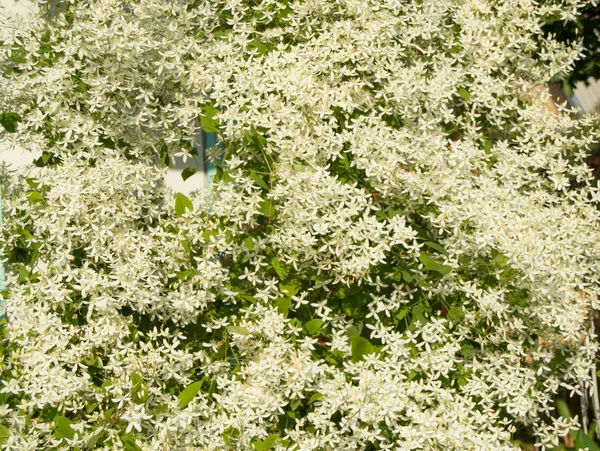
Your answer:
0;0;599;449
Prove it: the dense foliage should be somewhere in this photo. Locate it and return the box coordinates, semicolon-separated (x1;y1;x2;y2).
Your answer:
1;0;600;449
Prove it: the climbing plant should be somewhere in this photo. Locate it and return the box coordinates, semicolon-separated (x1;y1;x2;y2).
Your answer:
0;0;599;449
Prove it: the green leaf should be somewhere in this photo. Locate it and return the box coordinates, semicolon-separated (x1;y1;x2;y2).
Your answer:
250;171;269;190
227;325;250;335
247;125;267;149
490;248;509;266
341;295;363;317
506;289;528;307
271;258;289;280
346;320;363;337
419;252;452;276
411;303;430;325
423;241;448;256
351;336;374;362
274;297;291;315
0;424;8;445
223;426;241;445
200;115;220;133
304;318;323;336
0;112;22;133
243;236;254;250
176;269;199;282
247;39;270;55
120;434;142;451
25;178;40;189
309;392;324;403
202;104;220;120
130;372;143;395
481;137;492;154
160;143;170;167
174;192;193;216
447;306;464;322
259;198;275;217
394;308;409;321
555;398;572;419
401;270;415;283
181;239;192;255
26;191;44;203
291;399;302;411
181;167;198;181
576;429;599;451
202;229;218;242
86;429;104;448
562;77;575;99
457;88;471;101
53;414;76;440
460;342;476;358
178;381;203;409
200;105;220;133
253;434;280;451
279;283;299;296
130;372;148;403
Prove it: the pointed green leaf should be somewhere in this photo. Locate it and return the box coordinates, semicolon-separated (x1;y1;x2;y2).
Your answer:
555;398;572;419
53;415;76;440
202;104;219;120
178;381;203;409
259;198;275;217
346;320;363;337
447;306;464;322
253;434;280;451
130;373;143;395
481;138;492;154
401;270;415;282
160;144;171;167
309;392;324;403
26;191;44;203
181;167;198;181
576;429;599;451
0;424;8;445
460;342;476;357
351;336;374;362
86;429;104;448
0;112;22;133
202;229;217;242
419;252;451;276
423;241;448;256
243;236;254;250
411;303;430;325
250;171;269;190
304;318;323;336
181;239;191;255
279;283;299;296
227;325;250;335
200;115;219;133
457;88;470;101
25;178;40;189
394;308;409;321
174;192;193;216
271;258;288;280
120;434;142;451
274;297;291;315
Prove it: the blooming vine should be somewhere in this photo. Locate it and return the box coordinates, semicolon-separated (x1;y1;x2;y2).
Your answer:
0;0;599;449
